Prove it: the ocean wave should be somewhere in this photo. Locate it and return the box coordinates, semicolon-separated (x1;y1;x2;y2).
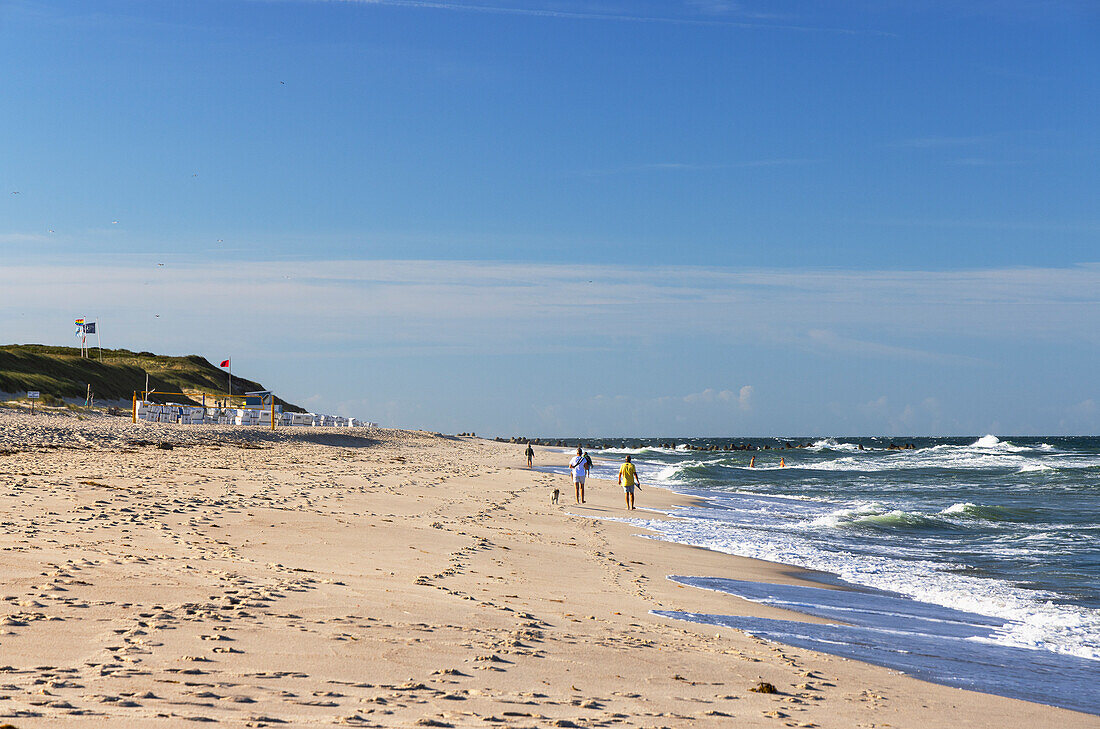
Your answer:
731;490;820;502
939;502;1034;522
797;451;1065;473
808;438;864;452
653;464;690;485
1018;463;1054;473
970;434;1031;452
812;502;1038;530
651;458;739;484
595;446;675;455
812;504;945;531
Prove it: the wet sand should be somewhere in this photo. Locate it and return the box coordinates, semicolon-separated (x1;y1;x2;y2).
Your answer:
0;408;1092;728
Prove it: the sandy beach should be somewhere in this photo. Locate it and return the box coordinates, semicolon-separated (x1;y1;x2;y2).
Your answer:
0;408;1092;728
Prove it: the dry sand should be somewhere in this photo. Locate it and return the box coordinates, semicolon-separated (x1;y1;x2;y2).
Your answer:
0;408;1093;728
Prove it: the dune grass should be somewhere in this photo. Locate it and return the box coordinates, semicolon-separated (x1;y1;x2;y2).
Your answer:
0;344;304;411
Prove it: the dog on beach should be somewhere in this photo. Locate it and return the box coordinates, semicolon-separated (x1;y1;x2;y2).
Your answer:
551;487;560;505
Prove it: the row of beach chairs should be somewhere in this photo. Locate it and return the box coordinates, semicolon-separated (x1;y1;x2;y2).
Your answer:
134;402;374;428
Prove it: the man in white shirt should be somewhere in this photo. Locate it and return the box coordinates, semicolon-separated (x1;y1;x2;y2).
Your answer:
569;447;589;504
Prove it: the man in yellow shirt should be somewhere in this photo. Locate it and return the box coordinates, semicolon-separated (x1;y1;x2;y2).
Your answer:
618;455;640;510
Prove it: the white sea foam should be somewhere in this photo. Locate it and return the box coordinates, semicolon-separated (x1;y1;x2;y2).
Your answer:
808;438;863;452
1018;463;1054;473
970;434;1032;452
796;448;1073;473
811;500;1020;527
731;490;820;501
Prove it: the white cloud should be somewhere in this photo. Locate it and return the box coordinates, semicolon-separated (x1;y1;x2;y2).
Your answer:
3;259;1099;358
738;384;753;411
682;387;728;404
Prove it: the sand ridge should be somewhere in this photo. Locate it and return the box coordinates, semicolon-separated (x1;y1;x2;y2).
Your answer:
0;409;1092;728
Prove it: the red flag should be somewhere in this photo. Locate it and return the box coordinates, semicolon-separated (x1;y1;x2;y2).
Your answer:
219;360;230;368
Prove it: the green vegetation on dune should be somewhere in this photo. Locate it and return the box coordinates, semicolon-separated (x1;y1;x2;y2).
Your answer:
0;344;304;412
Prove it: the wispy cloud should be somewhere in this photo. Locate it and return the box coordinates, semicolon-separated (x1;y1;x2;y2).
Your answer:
896;135;992;149
867;217;1100;234
0;232;51;245
944;157;1024;167
311;0;889;34
805;329;985;365
3;259;1099;357
576;158;817;177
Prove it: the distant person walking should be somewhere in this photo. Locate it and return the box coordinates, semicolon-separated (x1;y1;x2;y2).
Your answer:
569;447;590;504
618;455;640;510
525;443;534;467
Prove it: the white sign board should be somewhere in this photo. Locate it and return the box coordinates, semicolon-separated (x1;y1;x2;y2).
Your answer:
27;391;40;399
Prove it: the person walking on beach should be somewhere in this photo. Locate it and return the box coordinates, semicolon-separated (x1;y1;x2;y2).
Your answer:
525;443;534;468
618;455;640;510
569;447;589;504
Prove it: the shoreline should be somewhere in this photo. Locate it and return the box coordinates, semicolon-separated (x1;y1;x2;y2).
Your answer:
546;447;849;590
515;443;1100;718
0;411;1093;727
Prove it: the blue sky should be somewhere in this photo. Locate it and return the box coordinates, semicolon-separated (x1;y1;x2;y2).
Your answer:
1;0;1098;435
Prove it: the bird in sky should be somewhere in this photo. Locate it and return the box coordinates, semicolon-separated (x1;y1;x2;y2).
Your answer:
157;263;164;267
111;220;119;224
10;191;19;195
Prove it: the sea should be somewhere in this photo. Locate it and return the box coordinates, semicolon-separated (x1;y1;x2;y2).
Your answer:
542;435;1100;715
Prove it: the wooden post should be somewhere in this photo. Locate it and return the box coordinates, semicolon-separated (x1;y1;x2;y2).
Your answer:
270;395;275;431
132;392;137;423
